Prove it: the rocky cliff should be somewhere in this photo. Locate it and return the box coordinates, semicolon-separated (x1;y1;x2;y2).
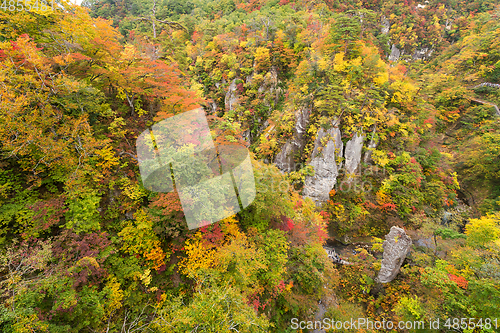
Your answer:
274;106;311;172
301;121;343;204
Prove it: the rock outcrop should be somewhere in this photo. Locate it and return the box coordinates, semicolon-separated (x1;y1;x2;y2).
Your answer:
302;122;343;203
388;44;402;62
242;129;251;144
276;121;374;203
274;107;311;172
363;126;378;164
207;101;217;114
225;78;239;112
377;226;412;283
274;141;295;171
388;44;435;62
412;47;433;61
344;132;365;178
240;67;282;143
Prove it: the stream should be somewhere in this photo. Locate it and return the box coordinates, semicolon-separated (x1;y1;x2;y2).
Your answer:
310;238;378;333
324;237;382;260
309;210;460;332
311;235;431;333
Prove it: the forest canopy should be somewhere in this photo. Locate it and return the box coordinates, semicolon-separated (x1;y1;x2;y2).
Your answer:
0;0;499;332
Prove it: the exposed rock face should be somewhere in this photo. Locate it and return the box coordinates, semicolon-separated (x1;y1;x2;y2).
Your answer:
225;78;239;111
258;66;279;92
344;132;365;178
242;129;251;144
258;66;281;111
377;226;412;283
388;44;433;62
274;107;311;172
274;141;295;171
303;123;343;203
388;44;402;62
276;124;368;203
441;211;453;225
381;16;390;34
413;237;435;250
412;47;433;61
241;67;282;143
208;101;217;114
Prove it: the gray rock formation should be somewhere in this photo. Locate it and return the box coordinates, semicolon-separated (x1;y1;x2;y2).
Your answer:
283;127;367;203
377;226;412;283
303;123;343;203
225;78;239;111
388;44;402;62
236;68;282;144
258;66;278;92
242;129;251;144
412;47;433;61
246;66;280;107
381;16;390;35
258;66;281;111
388;44;433;62
208;101;217;114
344;132;365;178
441;211;453;225
274;141;295;171
274;107;311;172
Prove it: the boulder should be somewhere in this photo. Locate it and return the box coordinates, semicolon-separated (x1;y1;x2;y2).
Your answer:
258;66;280;113
377;226;412;283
